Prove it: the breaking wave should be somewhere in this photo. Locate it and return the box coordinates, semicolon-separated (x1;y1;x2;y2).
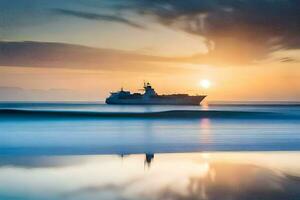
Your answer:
0;109;298;120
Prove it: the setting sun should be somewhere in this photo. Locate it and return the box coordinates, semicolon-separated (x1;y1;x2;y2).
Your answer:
199;80;211;89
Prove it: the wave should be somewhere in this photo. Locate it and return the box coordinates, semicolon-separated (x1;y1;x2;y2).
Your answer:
0;109;298;120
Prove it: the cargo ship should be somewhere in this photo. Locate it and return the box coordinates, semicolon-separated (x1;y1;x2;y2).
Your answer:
105;82;206;105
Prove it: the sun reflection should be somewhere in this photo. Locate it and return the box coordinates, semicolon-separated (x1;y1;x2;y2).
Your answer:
199;118;212;144
201;101;209;110
201;153;211;160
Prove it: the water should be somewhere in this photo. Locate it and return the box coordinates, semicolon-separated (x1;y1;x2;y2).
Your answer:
0;152;300;200
1;101;300;114
0;102;299;199
0;102;300;155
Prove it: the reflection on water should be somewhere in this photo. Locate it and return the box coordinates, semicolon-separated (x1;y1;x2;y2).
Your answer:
0;152;300;200
145;153;154;168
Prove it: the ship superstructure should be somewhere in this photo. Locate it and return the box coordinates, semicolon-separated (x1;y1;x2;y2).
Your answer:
105;83;206;105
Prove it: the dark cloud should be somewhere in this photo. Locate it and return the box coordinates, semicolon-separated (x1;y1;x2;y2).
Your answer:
1;0;298;65
2;40;227;72
53;8;145;29
114;0;300;65
279;57;296;63
0;41;179;71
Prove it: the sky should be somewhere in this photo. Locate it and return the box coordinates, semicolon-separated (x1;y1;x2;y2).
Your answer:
0;0;299;101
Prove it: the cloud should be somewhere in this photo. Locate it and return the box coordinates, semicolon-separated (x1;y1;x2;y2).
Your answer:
53;8;145;29
1;40;228;71
0;86;89;101
1;1;298;66
279;57;296;63
0;41;178;71
112;0;300;64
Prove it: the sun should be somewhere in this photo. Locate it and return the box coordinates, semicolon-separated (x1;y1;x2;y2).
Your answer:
199;79;211;89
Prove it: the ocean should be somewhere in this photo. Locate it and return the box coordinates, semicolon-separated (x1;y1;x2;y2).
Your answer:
0;102;299;199
0;102;299;154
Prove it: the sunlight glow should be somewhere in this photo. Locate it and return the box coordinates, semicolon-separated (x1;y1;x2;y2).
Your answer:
199;80;211;89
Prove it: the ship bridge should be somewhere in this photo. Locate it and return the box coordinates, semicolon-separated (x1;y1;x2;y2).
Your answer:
143;82;157;97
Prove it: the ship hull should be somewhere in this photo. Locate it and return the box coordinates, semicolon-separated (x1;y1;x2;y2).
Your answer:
106;96;206;105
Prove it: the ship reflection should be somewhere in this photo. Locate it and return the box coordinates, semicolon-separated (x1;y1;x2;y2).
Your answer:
119;153;155;168
145;153;154;168
0;152;300;200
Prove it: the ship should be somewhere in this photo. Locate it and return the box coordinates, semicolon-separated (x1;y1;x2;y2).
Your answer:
105;82;206;105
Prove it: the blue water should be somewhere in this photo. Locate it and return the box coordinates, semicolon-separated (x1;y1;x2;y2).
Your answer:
1;102;300;199
0;102;299;155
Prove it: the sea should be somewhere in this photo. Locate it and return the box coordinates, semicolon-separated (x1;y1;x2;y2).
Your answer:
0;102;300;200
